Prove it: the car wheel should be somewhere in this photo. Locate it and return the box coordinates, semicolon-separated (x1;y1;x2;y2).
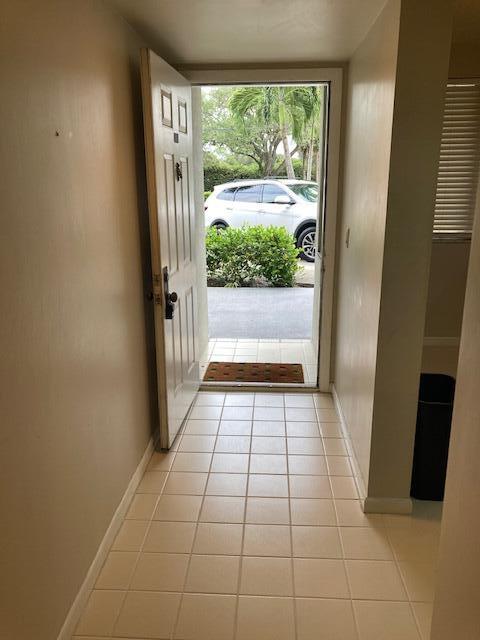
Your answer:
212;222;228;232
297;226;316;262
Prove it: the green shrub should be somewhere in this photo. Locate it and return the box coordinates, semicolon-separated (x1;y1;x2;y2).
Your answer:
206;225;300;287
204;190;212;200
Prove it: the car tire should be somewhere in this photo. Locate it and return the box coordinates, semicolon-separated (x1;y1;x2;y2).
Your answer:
297;226;316;262
212;221;228;231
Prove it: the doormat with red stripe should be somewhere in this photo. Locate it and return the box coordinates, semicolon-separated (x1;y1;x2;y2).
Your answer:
204;362;304;384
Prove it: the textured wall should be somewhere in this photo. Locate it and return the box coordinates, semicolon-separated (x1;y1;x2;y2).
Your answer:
0;2;156;638
368;0;454;503
334;0;401;494
430;191;480;640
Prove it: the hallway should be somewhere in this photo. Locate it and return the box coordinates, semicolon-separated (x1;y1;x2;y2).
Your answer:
74;392;440;640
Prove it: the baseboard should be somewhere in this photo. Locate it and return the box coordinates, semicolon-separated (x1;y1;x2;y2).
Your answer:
56;431;158;640
423;336;460;347
331;384;367;501
363;496;413;515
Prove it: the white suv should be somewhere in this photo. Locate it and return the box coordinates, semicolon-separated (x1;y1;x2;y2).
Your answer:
204;179;318;262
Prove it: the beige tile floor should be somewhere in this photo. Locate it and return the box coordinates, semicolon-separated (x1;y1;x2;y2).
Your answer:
201;340;318;385
74;392;441;640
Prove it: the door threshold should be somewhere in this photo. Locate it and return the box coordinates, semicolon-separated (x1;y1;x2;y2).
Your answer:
200;381;320;393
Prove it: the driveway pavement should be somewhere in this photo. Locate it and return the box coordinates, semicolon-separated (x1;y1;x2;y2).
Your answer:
208;287;313;339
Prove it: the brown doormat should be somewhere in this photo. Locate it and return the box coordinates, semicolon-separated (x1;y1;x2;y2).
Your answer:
204;361;304;384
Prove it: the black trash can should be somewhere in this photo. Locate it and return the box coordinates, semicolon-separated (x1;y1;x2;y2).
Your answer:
410;373;455;501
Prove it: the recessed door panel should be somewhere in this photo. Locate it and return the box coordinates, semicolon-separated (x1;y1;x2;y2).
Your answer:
163;154;178;275
179;157;192;265
172;298;183;392
161;89;173;127
178;98;188;133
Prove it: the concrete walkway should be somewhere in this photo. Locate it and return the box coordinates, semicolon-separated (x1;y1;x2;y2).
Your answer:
208;287;314;339
295;259;315;287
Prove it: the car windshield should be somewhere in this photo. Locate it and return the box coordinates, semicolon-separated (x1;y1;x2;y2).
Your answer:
289;183;318;203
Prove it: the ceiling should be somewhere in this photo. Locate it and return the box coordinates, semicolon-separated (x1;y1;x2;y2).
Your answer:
452;0;480;44
108;0;480;67
108;0;388;65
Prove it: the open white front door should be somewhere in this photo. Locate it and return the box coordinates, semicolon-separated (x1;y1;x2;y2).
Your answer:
140;49;199;449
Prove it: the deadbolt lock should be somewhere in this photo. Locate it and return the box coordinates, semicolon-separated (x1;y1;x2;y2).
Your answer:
175;162;183;181
163;266;178;319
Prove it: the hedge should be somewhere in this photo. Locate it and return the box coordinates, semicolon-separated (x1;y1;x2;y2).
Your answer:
203;158;304;192
203;160;261;192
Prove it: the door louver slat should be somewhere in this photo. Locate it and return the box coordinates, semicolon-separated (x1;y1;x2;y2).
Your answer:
434;81;480;238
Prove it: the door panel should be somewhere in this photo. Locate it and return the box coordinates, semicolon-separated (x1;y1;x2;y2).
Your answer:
163;154;178;274
141;48;199;448
179;156;193;264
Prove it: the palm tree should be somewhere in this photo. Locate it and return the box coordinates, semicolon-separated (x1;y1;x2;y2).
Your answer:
229;86;314;178
291;86;322;181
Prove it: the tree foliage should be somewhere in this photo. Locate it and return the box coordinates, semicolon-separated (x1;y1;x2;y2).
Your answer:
202;85;323;179
202;87;275;172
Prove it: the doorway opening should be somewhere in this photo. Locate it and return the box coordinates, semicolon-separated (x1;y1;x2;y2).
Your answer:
198;82;330;388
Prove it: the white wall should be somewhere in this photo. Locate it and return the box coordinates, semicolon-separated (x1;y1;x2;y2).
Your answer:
424;243;471;338
334;0;454;508
368;0;454;506
334;0;401;496
422;242;470;377
0;2;155;638
430;189;480;640
421;40;480;378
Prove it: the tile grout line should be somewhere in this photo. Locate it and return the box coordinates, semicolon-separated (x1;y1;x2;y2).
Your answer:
285;398;300;640
322;396;423;639
319;400;361;640
171;392;227;640
78;391;433;640
89;431;183;636
106;449;175;638
384;521;426;640
205;337;317;384
232;395;254;640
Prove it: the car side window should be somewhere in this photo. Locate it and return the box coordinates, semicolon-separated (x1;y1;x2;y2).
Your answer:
234;185;262;203
262;184;290;204
217;187;237;201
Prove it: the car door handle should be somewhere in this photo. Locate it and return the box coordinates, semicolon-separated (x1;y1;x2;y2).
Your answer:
226;206;233;211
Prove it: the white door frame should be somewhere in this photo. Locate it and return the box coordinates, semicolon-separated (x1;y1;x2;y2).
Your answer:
182;67;342;392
